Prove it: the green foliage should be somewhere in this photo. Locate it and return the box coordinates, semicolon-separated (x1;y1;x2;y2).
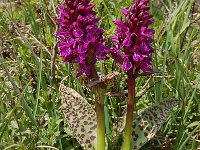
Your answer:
0;0;199;150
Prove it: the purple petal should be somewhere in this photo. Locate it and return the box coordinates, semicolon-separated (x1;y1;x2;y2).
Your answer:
141;5;150;11
77;5;84;11
77;44;87;54
122;61;132;71
113;20;127;29
122;37;132;47
133;53;141;62
73;28;84;37
60;48;71;58
121;8;129;15
86;33;95;43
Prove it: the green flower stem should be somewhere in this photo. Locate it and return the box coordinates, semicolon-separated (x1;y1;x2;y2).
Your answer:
94;86;105;150
90;67;105;150
122;70;136;150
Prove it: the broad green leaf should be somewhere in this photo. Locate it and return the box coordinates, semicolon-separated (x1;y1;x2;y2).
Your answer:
60;84;97;150
131;99;179;150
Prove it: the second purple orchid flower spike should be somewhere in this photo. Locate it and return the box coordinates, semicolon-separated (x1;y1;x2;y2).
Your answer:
112;0;155;74
111;0;155;149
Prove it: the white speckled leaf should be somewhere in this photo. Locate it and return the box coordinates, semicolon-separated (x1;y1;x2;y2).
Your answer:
115;99;178;150
131;99;178;150
59;84;97;150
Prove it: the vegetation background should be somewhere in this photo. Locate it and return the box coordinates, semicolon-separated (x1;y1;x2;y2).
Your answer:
0;0;199;149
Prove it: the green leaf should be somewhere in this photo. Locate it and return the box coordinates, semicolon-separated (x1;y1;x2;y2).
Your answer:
131;99;179;150
187;121;200;128
59;84;97;150
115;100;179;150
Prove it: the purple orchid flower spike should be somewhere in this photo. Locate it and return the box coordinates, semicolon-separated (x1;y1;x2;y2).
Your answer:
56;1;109;149
111;0;155;149
112;0;155;75
56;0;109;78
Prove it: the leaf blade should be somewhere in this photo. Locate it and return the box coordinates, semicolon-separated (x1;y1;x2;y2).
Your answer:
131;99;179;150
60;84;97;150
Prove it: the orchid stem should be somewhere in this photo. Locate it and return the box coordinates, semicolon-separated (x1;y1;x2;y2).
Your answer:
122;70;136;150
91;66;105;150
94;85;105;150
